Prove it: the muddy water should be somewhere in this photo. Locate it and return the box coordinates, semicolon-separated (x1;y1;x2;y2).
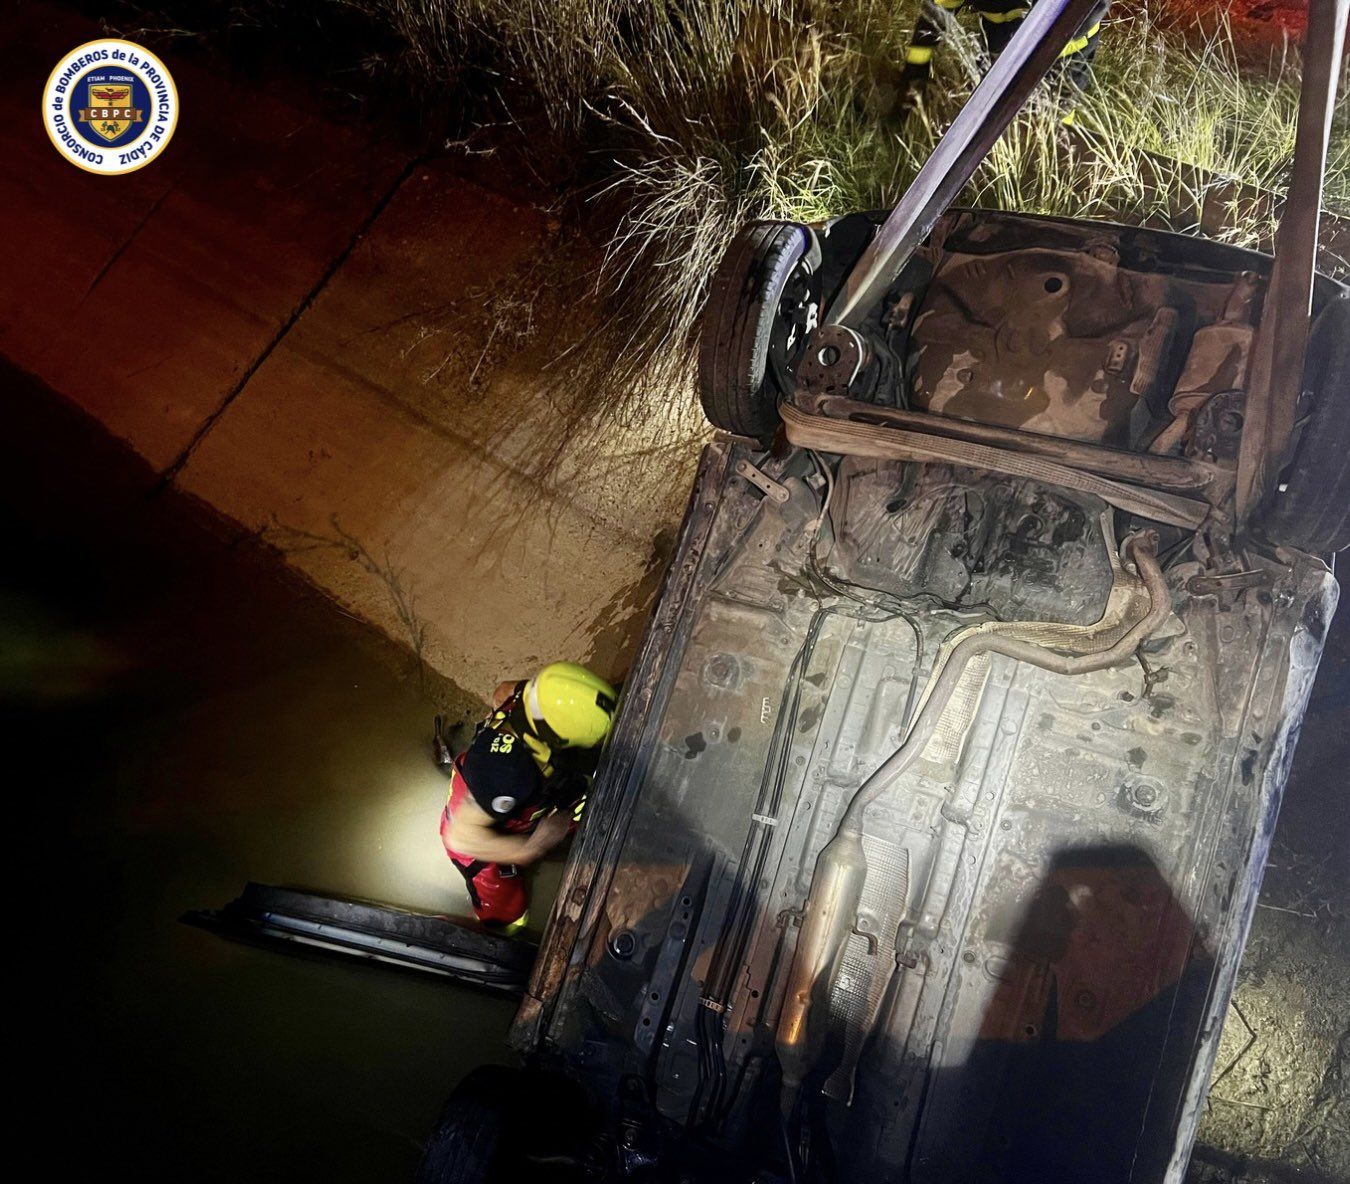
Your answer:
2;372;560;1182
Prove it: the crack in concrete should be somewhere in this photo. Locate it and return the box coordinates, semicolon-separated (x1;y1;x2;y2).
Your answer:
154;152;426;491
81;170;187;303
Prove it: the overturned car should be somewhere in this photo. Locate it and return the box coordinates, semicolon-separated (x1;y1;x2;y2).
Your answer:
419;1;1349;1180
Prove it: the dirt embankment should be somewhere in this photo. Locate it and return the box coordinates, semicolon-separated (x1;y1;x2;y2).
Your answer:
1191;609;1349;1183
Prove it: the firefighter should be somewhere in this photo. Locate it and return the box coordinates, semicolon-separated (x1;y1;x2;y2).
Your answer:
897;0;1111;119
438;662;617;933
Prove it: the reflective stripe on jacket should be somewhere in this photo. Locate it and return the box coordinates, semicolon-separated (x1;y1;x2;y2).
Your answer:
904;0;1110;75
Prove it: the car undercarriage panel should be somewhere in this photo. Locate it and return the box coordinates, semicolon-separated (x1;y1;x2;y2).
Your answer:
909;246;1186;445
512;216;1339;1183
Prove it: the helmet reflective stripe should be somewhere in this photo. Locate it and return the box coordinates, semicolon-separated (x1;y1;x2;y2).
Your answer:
522;662;617;749
524;679;545;734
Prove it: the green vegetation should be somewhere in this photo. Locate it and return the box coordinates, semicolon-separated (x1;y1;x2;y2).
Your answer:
340;1;1346;396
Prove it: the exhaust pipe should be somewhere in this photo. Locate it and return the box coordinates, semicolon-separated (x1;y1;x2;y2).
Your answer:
775;531;1170;1108
774;827;868;1098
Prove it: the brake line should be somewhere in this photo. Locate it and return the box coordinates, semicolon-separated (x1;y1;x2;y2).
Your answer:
692;446;990;1131
691;598;912;1131
689;453;1020;1133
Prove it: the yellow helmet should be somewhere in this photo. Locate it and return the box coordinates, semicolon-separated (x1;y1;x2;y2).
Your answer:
523;662;617;750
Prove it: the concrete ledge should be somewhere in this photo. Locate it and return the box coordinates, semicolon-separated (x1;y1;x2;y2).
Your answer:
7;5;686;697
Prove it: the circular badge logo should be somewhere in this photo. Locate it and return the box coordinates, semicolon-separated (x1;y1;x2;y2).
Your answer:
43;39;178;175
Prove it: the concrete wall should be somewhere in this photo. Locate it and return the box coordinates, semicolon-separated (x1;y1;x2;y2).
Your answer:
7;3;702;707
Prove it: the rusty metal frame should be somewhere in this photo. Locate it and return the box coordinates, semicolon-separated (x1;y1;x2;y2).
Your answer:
799;393;1226;497
780;402;1211;528
1235;0;1349;520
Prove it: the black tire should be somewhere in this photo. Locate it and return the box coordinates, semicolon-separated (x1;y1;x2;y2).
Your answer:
698;221;817;441
416;1064;590;1184
1259;294;1350;553
416;1065;518;1184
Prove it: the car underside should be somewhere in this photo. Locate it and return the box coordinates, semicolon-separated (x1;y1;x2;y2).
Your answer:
405;2;1350;1181
504;202;1345;1183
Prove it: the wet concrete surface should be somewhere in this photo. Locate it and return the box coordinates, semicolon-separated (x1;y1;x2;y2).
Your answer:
2;369;562;1181
2;1;419;471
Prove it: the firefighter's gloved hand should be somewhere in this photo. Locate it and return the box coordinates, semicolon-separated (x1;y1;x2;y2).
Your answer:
553;771;589;800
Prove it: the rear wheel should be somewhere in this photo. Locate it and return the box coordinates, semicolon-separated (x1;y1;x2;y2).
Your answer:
416;1064;591;1184
1258;295;1350;553
698;221;818;442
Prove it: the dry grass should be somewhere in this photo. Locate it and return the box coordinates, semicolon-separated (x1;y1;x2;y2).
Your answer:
336;1;1346;411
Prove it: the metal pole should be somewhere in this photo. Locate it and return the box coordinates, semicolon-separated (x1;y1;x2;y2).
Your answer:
1235;0;1349;521
827;0;1104;328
